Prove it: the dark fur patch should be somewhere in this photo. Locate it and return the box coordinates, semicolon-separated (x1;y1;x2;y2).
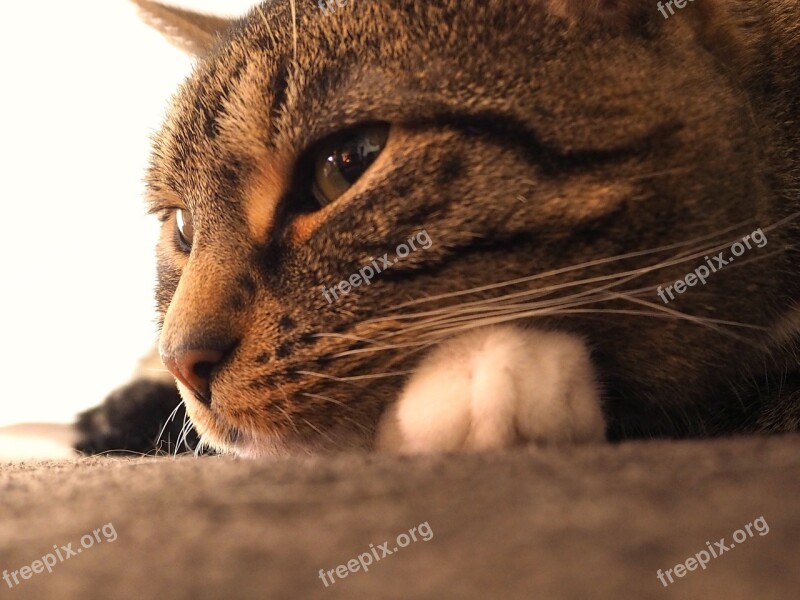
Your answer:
278;315;296;331
75;380;201;455
436;154;464;186
275;340;295;358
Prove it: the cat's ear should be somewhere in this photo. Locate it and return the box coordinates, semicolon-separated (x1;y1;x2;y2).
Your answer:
132;0;234;56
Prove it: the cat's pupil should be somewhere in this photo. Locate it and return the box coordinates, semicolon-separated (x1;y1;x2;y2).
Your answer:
331;133;384;184
312;124;389;207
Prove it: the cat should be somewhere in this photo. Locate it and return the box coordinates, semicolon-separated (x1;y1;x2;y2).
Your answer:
75;0;800;457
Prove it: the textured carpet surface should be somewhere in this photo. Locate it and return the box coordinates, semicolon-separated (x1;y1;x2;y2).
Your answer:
1;436;798;600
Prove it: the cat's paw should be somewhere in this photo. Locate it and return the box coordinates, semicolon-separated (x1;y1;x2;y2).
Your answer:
375;325;606;453
74;379;196;455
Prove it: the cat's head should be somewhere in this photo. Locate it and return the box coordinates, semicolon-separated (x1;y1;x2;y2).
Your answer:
139;0;798;454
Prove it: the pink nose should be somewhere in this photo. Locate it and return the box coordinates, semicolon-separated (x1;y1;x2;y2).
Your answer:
161;348;225;406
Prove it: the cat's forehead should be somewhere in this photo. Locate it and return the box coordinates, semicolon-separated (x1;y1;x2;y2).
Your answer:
147;2;542;200
146;0;690;210
158;1;557;139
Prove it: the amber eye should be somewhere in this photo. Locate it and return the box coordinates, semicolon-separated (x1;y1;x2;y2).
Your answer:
311;124;389;207
175;209;194;249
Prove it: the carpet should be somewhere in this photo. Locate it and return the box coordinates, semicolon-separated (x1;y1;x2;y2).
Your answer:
1;435;798;599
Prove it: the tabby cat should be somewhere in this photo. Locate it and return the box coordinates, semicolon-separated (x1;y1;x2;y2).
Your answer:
76;0;800;457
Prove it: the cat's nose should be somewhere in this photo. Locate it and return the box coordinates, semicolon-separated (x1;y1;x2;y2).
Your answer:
161;347;227;406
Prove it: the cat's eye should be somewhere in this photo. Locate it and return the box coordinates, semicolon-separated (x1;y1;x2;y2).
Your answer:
311;124;389;207
175;209;194;249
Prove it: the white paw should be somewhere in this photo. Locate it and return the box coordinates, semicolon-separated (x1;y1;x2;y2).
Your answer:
375;325;606;453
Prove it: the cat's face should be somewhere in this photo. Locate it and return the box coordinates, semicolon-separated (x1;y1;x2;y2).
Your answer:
147;0;798;454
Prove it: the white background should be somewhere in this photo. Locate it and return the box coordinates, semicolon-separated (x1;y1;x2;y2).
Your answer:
0;0;254;427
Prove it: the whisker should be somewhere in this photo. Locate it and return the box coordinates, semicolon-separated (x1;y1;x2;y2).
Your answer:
388;244;786;335
181;417;196;454
312;332;384;346
193;437;209;458
255;4;278;47
366;233;749;326
606;291;762;343
296;369;413;382
297;394;374;435
155;399;184;451
390;219;756;310
329;340;437;359
293;370;353;384
275;400;301;436
625;166;693;182
304;213;799;394
367;225;795;330
762;210;800;233
289;0;297;63
174;414;192;457
416;303;764;343
299;392;347;408
301;418;338;449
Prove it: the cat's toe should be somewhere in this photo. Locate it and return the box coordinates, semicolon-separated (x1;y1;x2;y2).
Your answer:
376;326;607;453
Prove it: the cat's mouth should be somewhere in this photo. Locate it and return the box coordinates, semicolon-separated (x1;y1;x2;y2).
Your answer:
209;423;373;458
226;427;372;458
180;384;374;457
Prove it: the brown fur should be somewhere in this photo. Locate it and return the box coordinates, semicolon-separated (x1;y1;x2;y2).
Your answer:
120;0;800;453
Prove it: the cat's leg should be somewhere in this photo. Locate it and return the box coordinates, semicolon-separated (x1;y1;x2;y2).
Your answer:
376;325;606;453
74;346;199;455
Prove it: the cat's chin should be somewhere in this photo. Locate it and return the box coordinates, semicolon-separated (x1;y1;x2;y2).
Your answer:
216;427;373;458
186;407;373;458
177;384;374;457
